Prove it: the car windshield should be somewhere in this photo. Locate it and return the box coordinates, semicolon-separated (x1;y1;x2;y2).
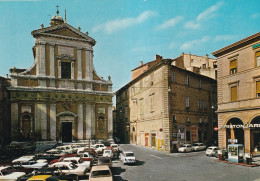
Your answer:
69;163;78;169
91;170;111;178
126;153;134;156
207;148;213;150
193;144;199;146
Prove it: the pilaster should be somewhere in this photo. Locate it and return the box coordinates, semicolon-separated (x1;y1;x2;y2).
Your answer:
40;103;47;140
86;104;92;139
11;103;19;139
77;103;83;139
50;104;56;140
77;49;82;80
108;105;113;139
91;104;96;137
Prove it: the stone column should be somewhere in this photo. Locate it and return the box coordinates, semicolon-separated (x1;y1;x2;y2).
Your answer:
77;49;82;80
35;104;41;139
77;103;83;140
50;44;55;87
91;104;96;138
85;50;93;81
108;105;113;139
40;103;47;140
244;128;251;153
11;103;19;139
86;104;92;139
50;104;56;141
36;42;46;87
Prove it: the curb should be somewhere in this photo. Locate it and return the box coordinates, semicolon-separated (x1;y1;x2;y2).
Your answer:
215;159;260;167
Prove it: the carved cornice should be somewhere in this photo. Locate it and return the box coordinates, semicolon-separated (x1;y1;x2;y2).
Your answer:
57;111;78;118
57;54;75;61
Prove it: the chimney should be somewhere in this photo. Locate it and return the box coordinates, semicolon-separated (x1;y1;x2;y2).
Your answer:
6;74;8;78
140;61;143;66
155;54;162;61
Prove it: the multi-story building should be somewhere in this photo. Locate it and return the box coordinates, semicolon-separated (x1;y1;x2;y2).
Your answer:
0;76;11;146
212;32;260;154
8;9;113;142
116;55;217;153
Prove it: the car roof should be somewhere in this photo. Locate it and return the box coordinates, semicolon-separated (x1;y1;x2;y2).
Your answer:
123;151;133;153
63;157;80;160
91;165;110;171
28;175;52;180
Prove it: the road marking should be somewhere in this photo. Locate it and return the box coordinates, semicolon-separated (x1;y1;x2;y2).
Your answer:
150;154;164;159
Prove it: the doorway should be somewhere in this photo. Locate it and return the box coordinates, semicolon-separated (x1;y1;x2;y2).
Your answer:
62;122;72;142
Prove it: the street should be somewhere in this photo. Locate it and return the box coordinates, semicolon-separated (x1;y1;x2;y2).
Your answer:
112;144;260;181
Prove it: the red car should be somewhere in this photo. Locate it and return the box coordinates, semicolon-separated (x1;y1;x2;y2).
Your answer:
49;153;94;165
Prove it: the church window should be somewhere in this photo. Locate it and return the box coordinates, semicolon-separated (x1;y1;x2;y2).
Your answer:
61;61;71;79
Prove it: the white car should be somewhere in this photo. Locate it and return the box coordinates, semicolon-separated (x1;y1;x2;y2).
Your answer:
192;143;206;151
46;149;65;157
206;146;219;156
63;157;91;170
103;149;113;158
110;144;119;152
178;144;193;152
120;151;136;164
12;157;48;169
49;161;87;176
0;166;26;181
94;144;105;153
89;165;113;181
55;145;75;154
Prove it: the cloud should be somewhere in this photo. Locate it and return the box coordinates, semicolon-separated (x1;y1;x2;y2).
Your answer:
92;11;157;34
169;42;177;49
156;16;184;30
185;1;223;29
251;13;260;19
214;35;237;41
180;36;210;50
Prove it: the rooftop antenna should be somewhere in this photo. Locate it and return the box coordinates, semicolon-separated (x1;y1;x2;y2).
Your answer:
65;9;67;23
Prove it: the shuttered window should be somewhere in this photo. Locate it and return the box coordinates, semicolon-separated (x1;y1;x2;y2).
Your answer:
257;81;260;97
230;59;237;74
231;86;237;101
256;51;260;67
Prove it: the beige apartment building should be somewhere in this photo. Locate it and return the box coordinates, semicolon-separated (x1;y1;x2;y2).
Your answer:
8;9;113;142
212;32;260;153
116;54;217;152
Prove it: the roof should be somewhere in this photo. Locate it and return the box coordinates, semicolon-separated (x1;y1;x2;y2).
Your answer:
31;23;96;45
91;165;110;171
212;32;260;57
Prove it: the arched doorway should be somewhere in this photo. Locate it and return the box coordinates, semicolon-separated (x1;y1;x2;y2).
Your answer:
226;118;244;145
251;116;260;152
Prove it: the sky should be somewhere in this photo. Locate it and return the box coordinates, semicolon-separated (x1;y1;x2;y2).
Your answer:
0;0;259;97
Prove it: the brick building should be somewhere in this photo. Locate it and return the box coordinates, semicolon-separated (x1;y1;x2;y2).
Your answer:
212;32;260;154
116;55;217;152
8;9;113;142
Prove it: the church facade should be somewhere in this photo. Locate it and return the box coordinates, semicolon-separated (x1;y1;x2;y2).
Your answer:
8;10;113;142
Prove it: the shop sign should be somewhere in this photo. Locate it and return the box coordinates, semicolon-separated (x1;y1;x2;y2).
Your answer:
145;133;149;136
224;124;260;129
228;139;238;143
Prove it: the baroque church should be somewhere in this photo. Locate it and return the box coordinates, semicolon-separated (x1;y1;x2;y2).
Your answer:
8;9;113;142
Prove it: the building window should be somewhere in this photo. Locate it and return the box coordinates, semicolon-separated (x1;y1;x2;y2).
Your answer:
256;51;260;67
185;75;189;85
202;64;206;69
256;81;260;97
197;100;201;109
185;97;190;108
172;72;176;82
198;79;202;88
203;101;207;109
230;59;237;74
231;86;238;101
213;61;217;68
61;61;71;79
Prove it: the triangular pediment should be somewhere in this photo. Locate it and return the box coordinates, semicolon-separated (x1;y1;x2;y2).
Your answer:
32;23;96;45
48;27;83;39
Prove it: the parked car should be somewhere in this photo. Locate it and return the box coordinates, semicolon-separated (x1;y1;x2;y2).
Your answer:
192;143;206;151
0;166;26;181
89;165;113;181
97;157;112;167
93;144;105;153
27;175;61;181
103;149;113;159
206;146;219;156
107;139;114;144
110;144;119;152
49;162;88;176
62;157;91;170
12;157;48;169
120;151;136;165
178;144;193;152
